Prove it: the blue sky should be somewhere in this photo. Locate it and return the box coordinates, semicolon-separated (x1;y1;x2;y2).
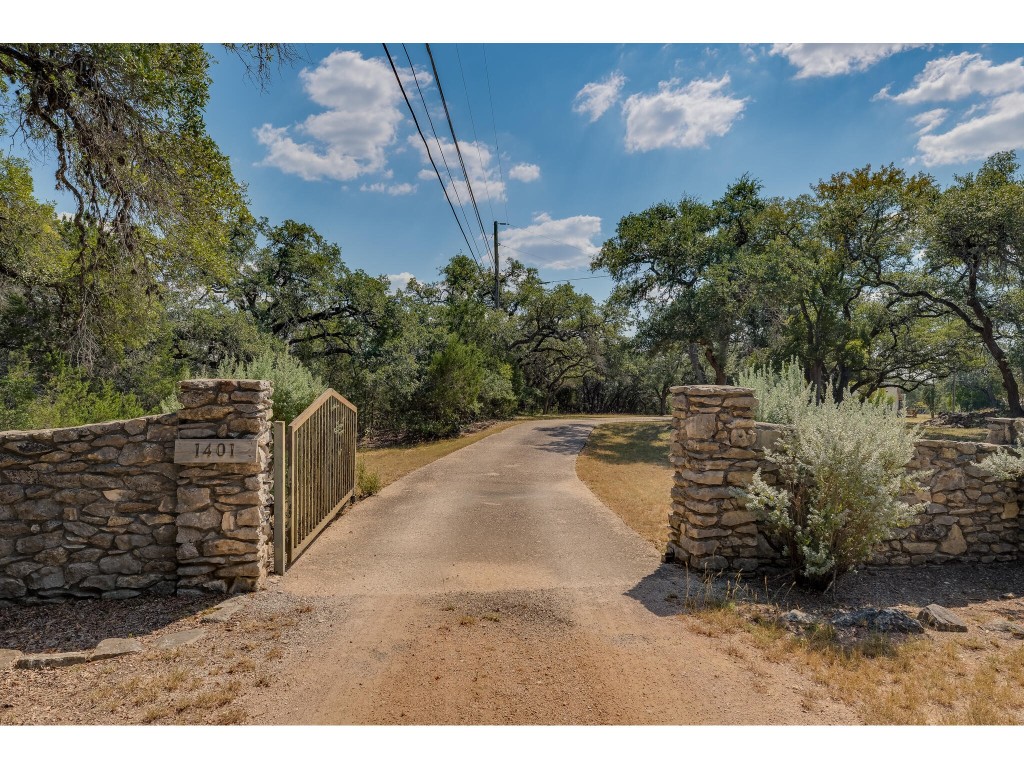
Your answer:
197;42;1024;300
11;31;1024;302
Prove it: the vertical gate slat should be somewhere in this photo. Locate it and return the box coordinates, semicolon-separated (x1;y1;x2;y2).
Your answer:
279;388;357;569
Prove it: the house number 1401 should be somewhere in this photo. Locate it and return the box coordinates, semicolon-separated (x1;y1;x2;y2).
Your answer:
174;439;258;464
197;442;233;458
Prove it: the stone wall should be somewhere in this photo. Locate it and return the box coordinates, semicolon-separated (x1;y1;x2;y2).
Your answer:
0;379;275;602
0;414;178;601
175;379;273;595
669;384;1023;573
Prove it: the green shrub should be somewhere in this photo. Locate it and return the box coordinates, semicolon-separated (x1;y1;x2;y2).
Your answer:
977;438;1024;481
412;337;486;439
356;460;382;497
215;348;325;424
743;388;923;589
479;363;517;419
0;357;144;430
736;357;811;424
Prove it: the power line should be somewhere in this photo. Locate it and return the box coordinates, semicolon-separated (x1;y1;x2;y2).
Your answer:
455;44;497;231
382;43;483;268
425;43;493;264
400;44;483;269
481;44;511;225
539;274;611;285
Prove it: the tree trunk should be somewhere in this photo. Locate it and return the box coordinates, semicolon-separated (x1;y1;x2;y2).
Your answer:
702;343;727;385
687;344;708;384
983;339;1024;417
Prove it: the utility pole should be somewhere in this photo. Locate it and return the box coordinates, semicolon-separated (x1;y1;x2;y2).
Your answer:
493;220;507;309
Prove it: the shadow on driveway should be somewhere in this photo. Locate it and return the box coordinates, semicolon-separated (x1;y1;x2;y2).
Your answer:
530;423;596;456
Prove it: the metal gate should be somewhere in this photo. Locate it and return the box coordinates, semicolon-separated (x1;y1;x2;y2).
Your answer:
273;389;357;573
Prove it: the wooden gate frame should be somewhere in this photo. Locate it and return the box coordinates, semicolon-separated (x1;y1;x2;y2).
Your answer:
272;389;357;574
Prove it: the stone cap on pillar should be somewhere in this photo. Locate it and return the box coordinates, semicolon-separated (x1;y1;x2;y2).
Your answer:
669;385;755;396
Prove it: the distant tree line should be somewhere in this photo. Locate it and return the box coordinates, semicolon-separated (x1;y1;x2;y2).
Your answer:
597;153;1024;417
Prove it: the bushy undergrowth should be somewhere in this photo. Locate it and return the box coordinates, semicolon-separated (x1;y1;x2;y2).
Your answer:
0;356;144;431
356;459;382;498
977;438;1024;481
743;389;923;589
736;358;811;424
215;348;325;424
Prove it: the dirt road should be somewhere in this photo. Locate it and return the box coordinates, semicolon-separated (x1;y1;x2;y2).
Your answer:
251;419;855;724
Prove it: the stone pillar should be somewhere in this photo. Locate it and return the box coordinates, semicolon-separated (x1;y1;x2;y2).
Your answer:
986;418;1024;446
669;385;762;572
175;379;273;595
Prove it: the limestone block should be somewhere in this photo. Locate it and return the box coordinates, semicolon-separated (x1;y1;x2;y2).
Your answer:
726;470;756;485
34;548;68;566
68;548;104;563
684;486;735;501
720;509;756;527
25;566;64;590
114;534;152;550
115;574;164;589
98;553;143;575
685;414;718;440
14;499;62;521
0;576;27;598
932;469;965;492
676;537;720;556
65;562;99;583
0;486;25;504
201;539;254;557
6;560;42;578
688;527;729;539
730;429;756;448
938;524;968;555
215;562;262;578
176;508;221;531
679;469;725;486
15;530;64;554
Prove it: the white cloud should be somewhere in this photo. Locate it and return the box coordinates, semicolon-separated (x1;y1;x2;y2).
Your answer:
912;108;949;135
877;52;1024;104
771;44;922;79
621;75;746;152
915;91;1024;166
573;71;626;122
409;135;507;202
509;163;541;182
255;50;408;182
501;213;602;270
387;272;416;293
360;181;417;195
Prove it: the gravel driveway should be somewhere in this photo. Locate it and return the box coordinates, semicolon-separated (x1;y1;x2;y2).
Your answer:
245;419;854;725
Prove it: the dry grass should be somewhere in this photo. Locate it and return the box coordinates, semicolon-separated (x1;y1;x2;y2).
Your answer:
578;414;1024;724
684;599;1024;725
575;421;673;546
358;421;521;490
905;415;989;442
